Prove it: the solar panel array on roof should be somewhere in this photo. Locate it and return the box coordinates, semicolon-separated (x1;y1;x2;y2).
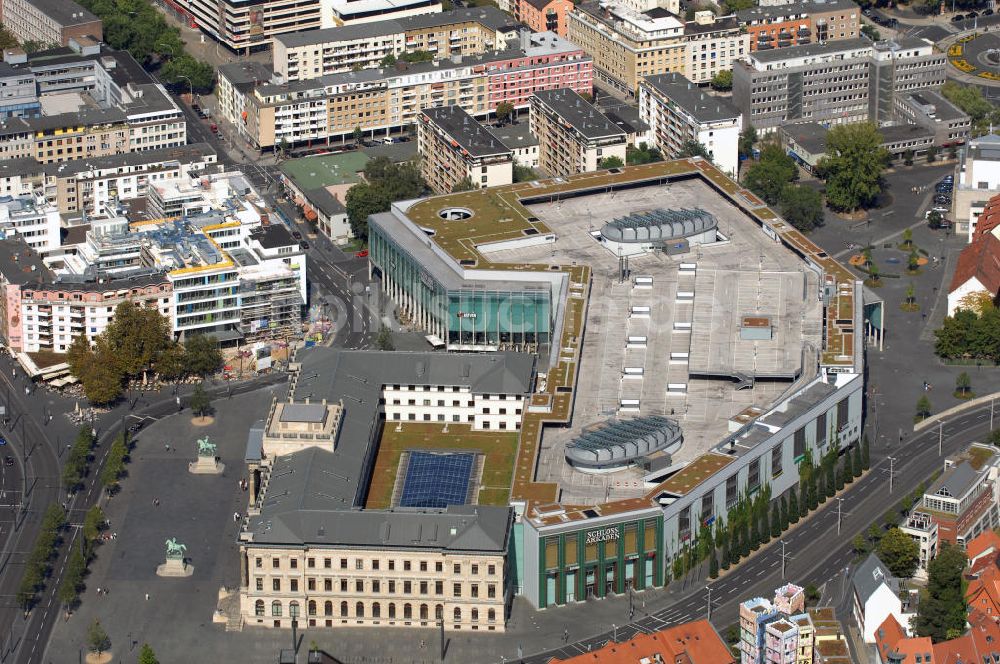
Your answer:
399;452;475;508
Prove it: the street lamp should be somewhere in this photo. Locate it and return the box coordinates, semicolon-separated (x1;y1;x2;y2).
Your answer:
156;41;176;57
176;74;194;101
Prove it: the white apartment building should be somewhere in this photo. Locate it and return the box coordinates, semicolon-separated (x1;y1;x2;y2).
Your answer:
899;511;938;576
639;72;742;178
417;106;513;193
0;195;60;251
955;134;1000;240
383;385;525;430
320;0;442;29
530;88;627;176
272;7;520;83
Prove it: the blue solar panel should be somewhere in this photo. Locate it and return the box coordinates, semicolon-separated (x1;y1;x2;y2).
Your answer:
399;452;475;508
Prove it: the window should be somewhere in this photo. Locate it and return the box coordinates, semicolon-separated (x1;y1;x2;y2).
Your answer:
290;579;298;592
436;562;443;572
454;607;461;623
404;561;412;571
772;444;783;478
290;559;298;569
388;560;395;571
356;580;363;592
356;559;363;570
420;581;428;594
308;579;315;591
373;580;380;593
372;560;379;571
340;579;348;592
389;603;396;619
793;427;806;458
436;580;443;595
454;563;461;574
488;584;496;599
272;601;282;617
389;580;396;593
488;565;496;576
255;600;265;616
256;558;263;568
356;602;364;618
372;602;381;618
308;600;317;616
273;558;280;569
341;601;348;617
488;608;496;623
453;583;462;597
325;579;332;592
420;604;429;620
325;601;333;616
324;558;332;569
404;581;412;594
748;458;760;492
404;604;412;619
340;558;348;569
471;564;479;575
471;584;479;598
701;493;714;521
420;561;427;572
273;579;281;591
256;578;264;591
307;558;315;568
726;474;738;508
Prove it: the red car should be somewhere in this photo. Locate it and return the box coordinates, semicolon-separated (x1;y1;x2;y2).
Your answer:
355;250;369;258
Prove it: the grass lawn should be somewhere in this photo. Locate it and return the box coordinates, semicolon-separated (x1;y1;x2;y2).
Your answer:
365;422;519;509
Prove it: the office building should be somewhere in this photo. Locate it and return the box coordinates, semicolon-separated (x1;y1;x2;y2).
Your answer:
639;72;742;177
1;0;102;48
953;134;1000;239
236;348;533;630
418;106;513;193
548;620;734;663
530;88;627;176
223;31;592;152
733;37;945;134
568;1;749;94
735;0;858;52
0;195;59;251
0;61;40;119
271;7;521;83
893;89;971;148
919;443;1000;547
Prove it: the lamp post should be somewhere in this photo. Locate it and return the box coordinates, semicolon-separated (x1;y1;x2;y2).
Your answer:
177;74;194;101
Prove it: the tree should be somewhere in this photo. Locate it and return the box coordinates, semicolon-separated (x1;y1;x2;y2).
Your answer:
825;458;836;498
956;372;972;397
853;534;869;556
83;505;105;543
626;142;662;166
399;50;434;63
903;148;915;166
989;429;1000;447
104;302;171;379
345;157;425;239
877;527;920;579
779;184;824;232
513;164;539;182
599;155;624;169
808;473;819;510
770;503;781;539
68;335;123;406
139;644;160;664
861;23;881;41
862;436;870;470
927;209;943;229
914;544;968;642
941;81;1000;137
788;490;799;524
495;101;514;125
723;0;754;11
87;620;110;654
0;24;19;50
799;481;809;517
159;54;214;93
804;584;821;606
379;53;396;67
841;453;853;486
739;125;758;160
744;143;798;205
189;382;212;418
183;334;222;377
678;139;711;161
451;176;476;192
926;145;938;163
352;126;364;145
710;69;733;91
779;495;789;530
853;444;863;478
375;324;395;351
709;550;719;578
818;122;889;212
155;342;187;382
916;395;932;420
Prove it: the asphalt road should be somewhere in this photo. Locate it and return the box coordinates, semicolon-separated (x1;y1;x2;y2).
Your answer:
521;401;998;663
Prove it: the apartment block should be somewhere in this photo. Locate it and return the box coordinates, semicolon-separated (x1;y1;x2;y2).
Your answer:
1;0;102;48
920;443;1000;547
0;196;59;251
0;45;185;163
639;72;742;178
516;0;573;37
321;0;442;29
733;37;945;134
568;1;749;94
899;511;938;574
418;106;513;193
739;584;814;664
272;7;520;83
954;134;1000;239
225;31;592;151
530;88;626;176
735;0;858;52
0;61;40;119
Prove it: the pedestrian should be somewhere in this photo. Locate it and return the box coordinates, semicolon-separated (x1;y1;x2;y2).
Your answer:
165;443;170;452
563;629;569;643
97;587;101;595
112;532;117;540
145;593;149;601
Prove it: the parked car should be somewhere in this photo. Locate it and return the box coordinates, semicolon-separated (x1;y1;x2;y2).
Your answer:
292;230;302;240
209;123;218;133
934;194;952;204
3;456;12;467
952;14;965;21
0;436;7;446
355;249;369;258
300;240;310;250
968;10;979;17
936;184;953;193
985;9;994;15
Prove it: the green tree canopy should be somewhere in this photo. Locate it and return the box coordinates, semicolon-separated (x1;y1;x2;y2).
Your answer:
345;157;425;239
189;382;212;417
599;155;624;169
678;139;711;161
495;101;514;125
626;142;662;166
817;122;889;212
779;184;824;232
744;143;798;205
941;81;1000;137
87;620;110;654
710;69;733;91
183;334;222;377
877;527;921;579
139;644;160;664
451;176;476;192
159;54;214;93
914;544;968;642
739;125;757;159
155;341;187;381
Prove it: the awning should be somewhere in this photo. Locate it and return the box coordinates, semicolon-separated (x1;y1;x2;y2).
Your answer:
304;209;317;221
425;334;445;348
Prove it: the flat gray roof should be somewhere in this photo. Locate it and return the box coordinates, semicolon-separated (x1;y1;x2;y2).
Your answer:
642;73;741;123
274;6;518;48
735;0;855;22
279;402;329;423
749;37;871;64
217;61;273;92
905;88;969;123
247;446;512;551
532;89;625;141
490;121;538;151
25;0;100;28
422;106;511;158
40;143;216;177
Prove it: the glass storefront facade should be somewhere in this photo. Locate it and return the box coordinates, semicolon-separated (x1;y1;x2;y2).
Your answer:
370;222;553;353
537;516;663;608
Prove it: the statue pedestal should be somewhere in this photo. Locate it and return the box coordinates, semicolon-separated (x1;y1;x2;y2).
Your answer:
156;556;193;578
188;455;224;475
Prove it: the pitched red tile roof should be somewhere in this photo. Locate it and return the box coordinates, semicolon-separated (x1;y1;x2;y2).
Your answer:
547;620;735;664
949;232;1000;296
973;192;1000;242
875;614;908;663
967;530;1000;565
877;610;1000;664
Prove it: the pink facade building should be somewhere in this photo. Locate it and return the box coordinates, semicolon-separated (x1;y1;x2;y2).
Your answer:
486;33;592;110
